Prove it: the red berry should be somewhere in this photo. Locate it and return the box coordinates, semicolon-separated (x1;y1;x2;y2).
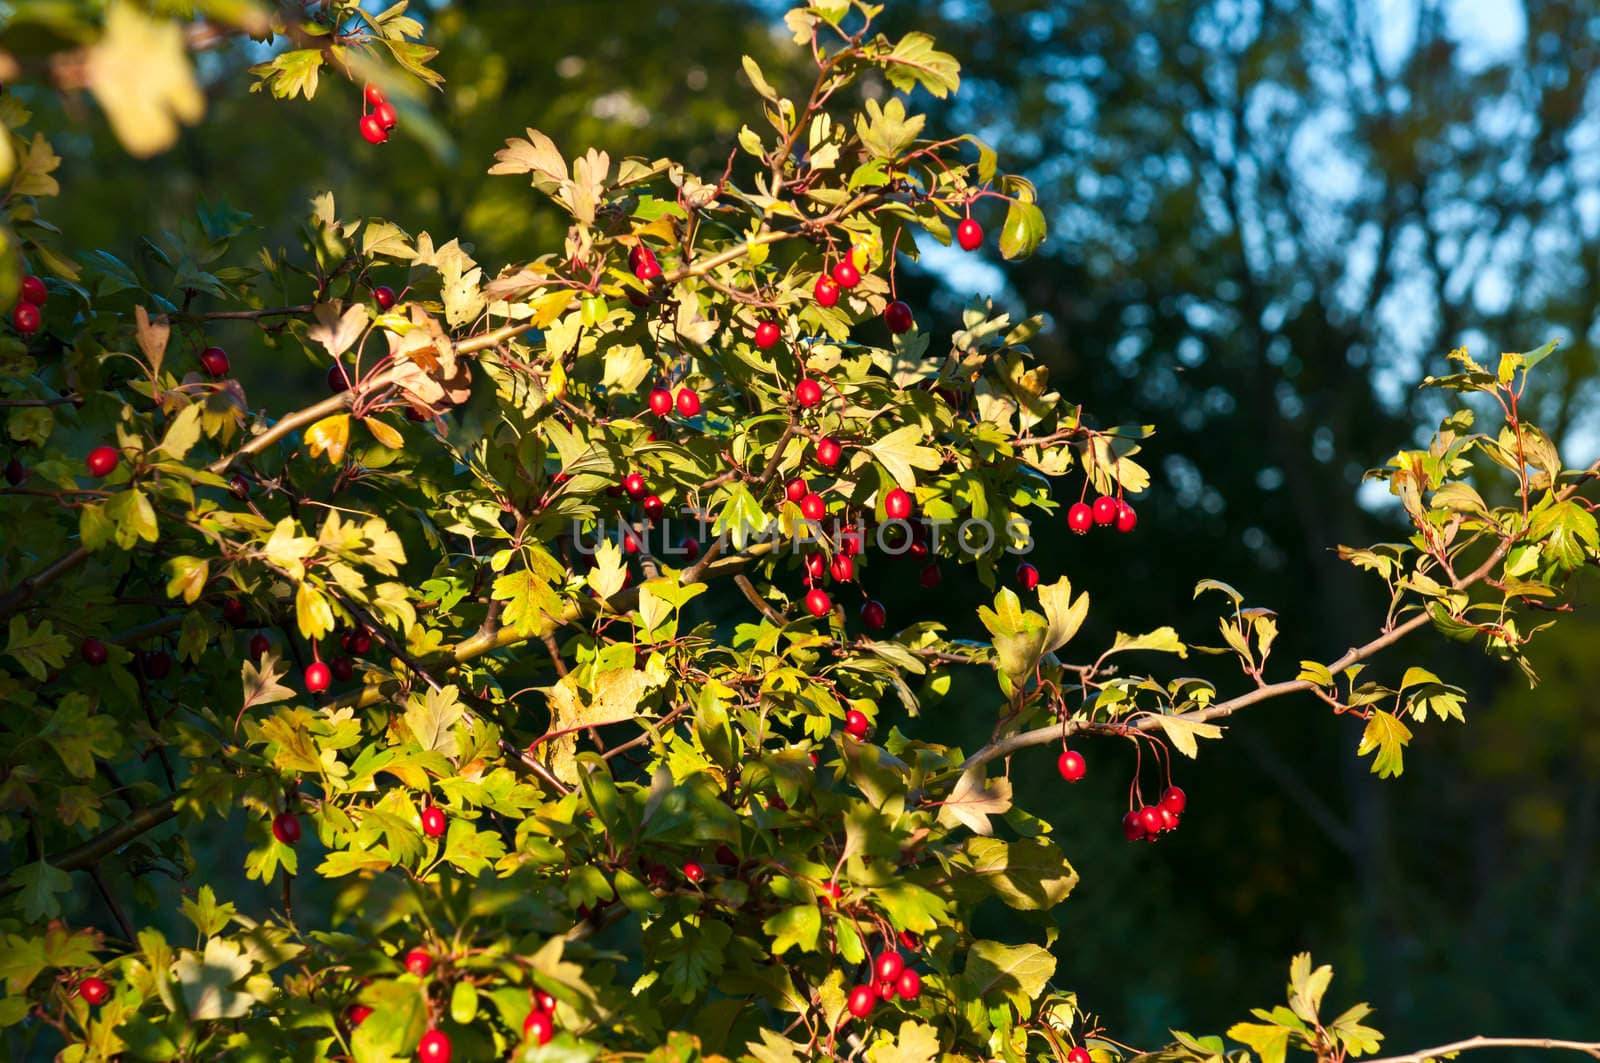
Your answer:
1067;502;1093;534
373;285;397;310
675;387;701;417
1068;1049;1093;1063
222;598;248;627
328;655;353;683
814;274;840;307
847;983;876;1018
918;563;941;589
629;245;661;281
821;880;843;906
683;860;705;884
228;472;250;499
715;843;739;866
248;633;270;660
20;275;47;306
1161;785;1187;814
373;100;397;131
304;662;331;693
403;948;433;977
800;492;826;521
4;458;25;485
358;114;389;145
804;587;832;618
417;1029;451;1063
534;989;556;1014
643;494;665;519
140;650;171;679
77;977;110;1006
877;979;898;1000
815;437;843;468
874;952;904;983
840;527;863;555
896;968;922;1000
350;630;373;656
829;554;854;582
421;805;447;838
1121;810;1145;841
272;811;301;845
1092;496;1118;526
328;364;351;393
363;84;387;107
956;217;984;251
754;320;781;349
621;529;640;554
844;709;869;738
804;551;827;582
785;478;809;503
1057;749;1086;782
832;259;861;289
1115;500;1138;533
85;446;119;478
1159;807;1180;832
1016;562;1040;590
680;537;701;562
348;1004;373;1026
622;473;647;499
647;864;670;889
647;388;673;416
523;1009;554;1045
884;300;914;334
199;346;230;378
12;301;39;335
898;930;920;951
1139;806;1163;835
796;378;823;408
80;638;108;666
860;600;886;631
884;487;912;520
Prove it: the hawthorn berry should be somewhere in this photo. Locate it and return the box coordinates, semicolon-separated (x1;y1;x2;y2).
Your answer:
877;979;898;1000
20;275;47;305
815;437;843;468
327;364;351;393
884;487;913;520
804;552;827;582
85;446;119;478
1092;496;1118;526
80;638;108;666
77;977;110;1006
304;661;332;693
403;947;433;977
629;245;661;281
326;655;352;683
1121;810;1145;841
956;217;984;251
919;563;941;589
348;1004;373;1026
1159;807;1180;832
1068;1049;1093;1063
1115;500;1138;533
679;537;701;562
861;599;886;630
141;650;171;679
800;492;826;520
1017;562;1040;590
884;300;914;334
348;629;373;656
785;478;809;503
874;951;904;983
821;880;843;906
622;472;647;499
373;100;398;131
754;319;781;349
373;285;397;310
844;709;870;738
271;811;302;845
1161;785;1187;814
199;346;230;378
796;378;823;408
12;301;39;335
643;494;665;519
534;989;557;1014
647;388;673;416
847;984;877;1019
1067;502;1093;534
523;1009;554;1045
897;968;922;1000
1057;749;1086;782
804;587;832;618
421;806;447;838
222;598;248;627
4;458;25;485
830;554;854;582
898;930;920;951
358;114;389;145
832;259;861;289
363;84;387;107
814;274;841;307
840;527;864;555
647;864;671;889
675;387;701;417
1139;806;1163;835
248;633;271;660
683;860;705;884
417;1029;451;1063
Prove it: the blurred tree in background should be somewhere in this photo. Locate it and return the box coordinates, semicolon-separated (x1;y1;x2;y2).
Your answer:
13;0;1599;1051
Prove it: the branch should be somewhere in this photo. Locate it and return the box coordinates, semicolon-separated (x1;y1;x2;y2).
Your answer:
1366;1037;1600;1063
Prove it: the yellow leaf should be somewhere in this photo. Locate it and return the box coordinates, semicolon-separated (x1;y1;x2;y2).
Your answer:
529;288;575;327
295;582;335;641
362;416;404;449
87;3;205;158
305;415;350;465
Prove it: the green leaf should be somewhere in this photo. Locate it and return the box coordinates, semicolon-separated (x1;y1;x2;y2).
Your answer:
1037;576;1089;654
867;425;942;491
1528;499;1599;571
958;837;1078;910
763;905;822;956
1356;711;1412;778
961;940;1055;1015
1107;627;1187;658
163;555;209;605
5;616;71;680
1228;1022;1293;1063
936;768;1012;836
880;31;961;98
998;199;1046;260
156;401;203;460
353;978;427;1062
104;487;159;548
405;684;464;757
866;1020;942;1063
1152;714;1224;759
173;937;253;1020
251;48;323;100
12;861;71;922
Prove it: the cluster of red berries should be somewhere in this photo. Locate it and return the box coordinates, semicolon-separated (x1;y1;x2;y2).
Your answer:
1067;495;1137;535
1123;786;1186;841
647;384;700;418
12;274;46;335
847;944;923;1019
522;988;559;1046
358;85;399;145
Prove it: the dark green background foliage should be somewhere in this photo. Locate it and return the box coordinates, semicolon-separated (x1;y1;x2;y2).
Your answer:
6;0;1599;1055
